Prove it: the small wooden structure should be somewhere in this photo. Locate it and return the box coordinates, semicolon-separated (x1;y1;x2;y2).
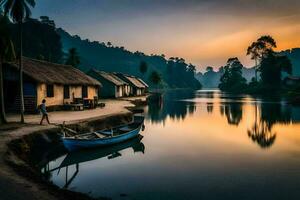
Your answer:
88;69;129;98
3;57;101;113
114;73;147;96
61;116;145;151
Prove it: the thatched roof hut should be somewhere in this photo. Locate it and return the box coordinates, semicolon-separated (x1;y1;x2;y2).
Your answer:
91;70;127;86
115;73;145;88
137;78;149;88
7;57;101;86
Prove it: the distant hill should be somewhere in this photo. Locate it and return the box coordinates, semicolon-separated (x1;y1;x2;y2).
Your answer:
57;28;201;89
195;67;255;88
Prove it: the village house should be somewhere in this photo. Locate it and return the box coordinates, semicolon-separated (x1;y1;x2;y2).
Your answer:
88;69;129;98
3;57;101;113
114;73;147;96
137;78;149;93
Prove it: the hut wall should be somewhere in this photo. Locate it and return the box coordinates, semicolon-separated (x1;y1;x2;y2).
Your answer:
115;86;125;98
37;83;64;106
37;84;98;106
87;86;98;99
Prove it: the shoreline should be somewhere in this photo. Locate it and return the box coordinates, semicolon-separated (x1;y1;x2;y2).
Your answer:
0;98;145;200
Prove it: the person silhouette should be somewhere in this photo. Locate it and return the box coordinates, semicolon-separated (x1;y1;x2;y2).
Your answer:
39;99;50;125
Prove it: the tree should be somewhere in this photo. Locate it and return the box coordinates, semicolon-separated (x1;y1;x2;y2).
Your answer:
259;52;292;88
0;15;16;124
107;41;112;47
65;48;80;68
1;0;36;123
247;35;277;81
206;66;213;72
9;19;63;63
149;71;162;89
219;57;247;92
139;61;148;76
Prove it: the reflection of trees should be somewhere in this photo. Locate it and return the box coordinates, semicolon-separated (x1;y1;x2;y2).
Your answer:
247;120;276;149
147;90;196;124
247;102;292;149
220;103;243;125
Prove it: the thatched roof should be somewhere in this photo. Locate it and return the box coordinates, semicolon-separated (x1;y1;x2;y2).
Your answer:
115;73;145;88
137;78;149;88
8;57;101;86
91;70;128;86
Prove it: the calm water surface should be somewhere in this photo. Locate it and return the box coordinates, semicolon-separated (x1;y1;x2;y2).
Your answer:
42;90;300;200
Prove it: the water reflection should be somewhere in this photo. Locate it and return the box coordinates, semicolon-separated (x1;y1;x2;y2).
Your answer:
147;90;197;123
147;90;300;149
220;103;243;126
41;136;145;189
247;102;293;149
40;90;300;200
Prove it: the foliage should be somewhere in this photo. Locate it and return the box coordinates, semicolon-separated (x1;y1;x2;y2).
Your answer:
58;28;201;89
8;19;63;62
0;15;16;124
247;35;277;81
165;57;201;89
65;47;80;68
218;57;247;92
206;66;213;72
149;71;162;87
0;15;15;61
259;52;292;88
1;0;36;123
0;0;35;23
139;61;148;75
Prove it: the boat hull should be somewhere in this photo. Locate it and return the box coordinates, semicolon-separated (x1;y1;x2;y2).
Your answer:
62;125;142;151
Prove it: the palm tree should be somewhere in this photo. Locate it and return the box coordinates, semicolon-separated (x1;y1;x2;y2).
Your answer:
1;0;36;123
65;48;80;68
0;15;15;124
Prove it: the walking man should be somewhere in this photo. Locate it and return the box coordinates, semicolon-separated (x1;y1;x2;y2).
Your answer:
40;99;50;125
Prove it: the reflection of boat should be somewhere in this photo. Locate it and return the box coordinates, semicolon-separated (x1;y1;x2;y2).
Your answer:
60;135;145;168
62;116;144;151
43;135;145;189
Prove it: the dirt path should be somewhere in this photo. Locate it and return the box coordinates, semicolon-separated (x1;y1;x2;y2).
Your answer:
6;99;134;125
0;99;138;200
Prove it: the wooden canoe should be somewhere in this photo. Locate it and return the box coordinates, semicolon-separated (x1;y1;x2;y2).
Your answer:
62;116;145;151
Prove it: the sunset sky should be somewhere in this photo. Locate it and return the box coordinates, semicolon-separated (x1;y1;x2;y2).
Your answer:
33;0;300;72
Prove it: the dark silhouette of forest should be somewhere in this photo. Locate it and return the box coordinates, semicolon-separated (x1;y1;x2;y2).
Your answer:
8;18;63;63
6;17;201;89
57;28;201;89
195;66;255;88
214;35;296;94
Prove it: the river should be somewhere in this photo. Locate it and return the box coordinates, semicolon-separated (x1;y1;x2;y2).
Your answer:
41;89;300;200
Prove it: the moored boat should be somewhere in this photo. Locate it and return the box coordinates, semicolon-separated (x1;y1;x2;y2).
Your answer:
61;116;145;151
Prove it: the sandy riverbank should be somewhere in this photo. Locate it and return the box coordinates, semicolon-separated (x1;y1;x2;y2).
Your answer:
0;98;144;200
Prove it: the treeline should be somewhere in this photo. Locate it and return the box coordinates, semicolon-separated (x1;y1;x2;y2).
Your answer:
195;66;255;88
217;35;296;95
6;18;201;90
58;28;201;89
8;18;63;63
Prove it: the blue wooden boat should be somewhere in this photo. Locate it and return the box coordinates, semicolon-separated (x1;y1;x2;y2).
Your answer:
61;116;144;151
